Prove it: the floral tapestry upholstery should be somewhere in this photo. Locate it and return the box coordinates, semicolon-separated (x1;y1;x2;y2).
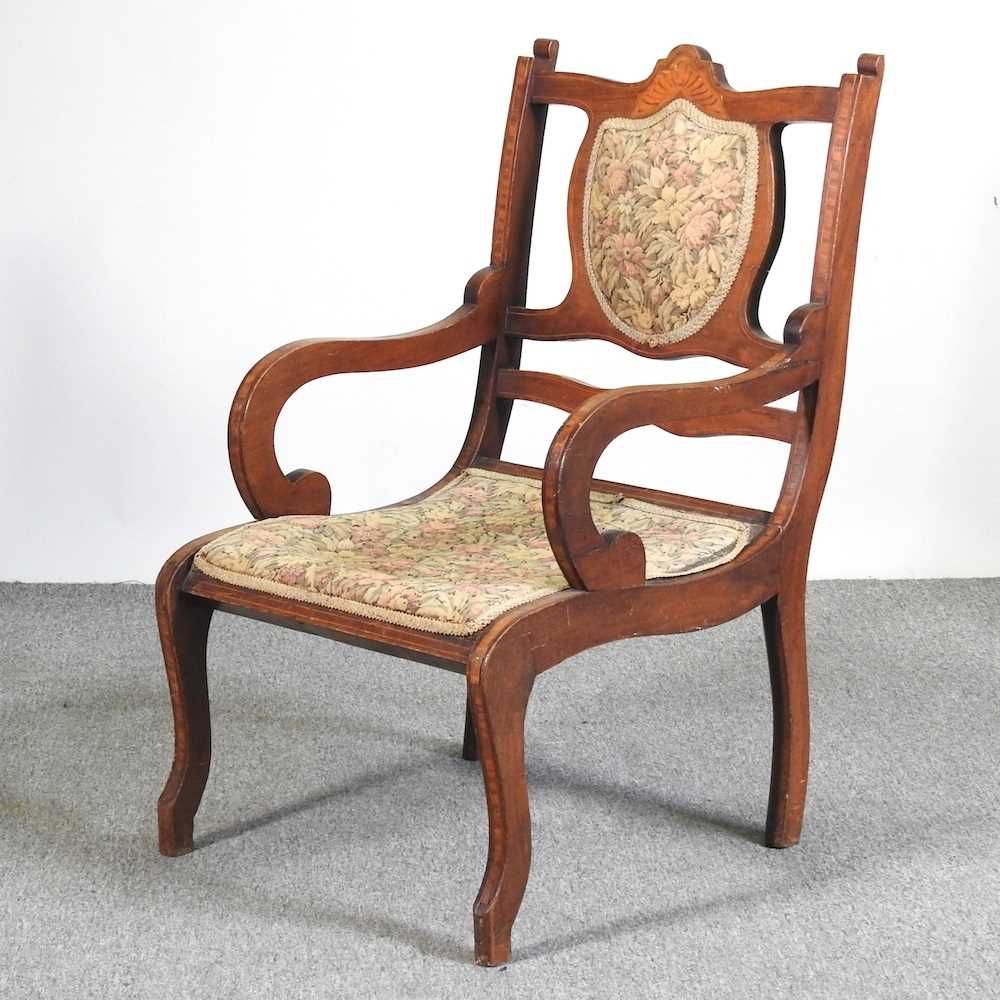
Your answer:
194;469;760;637
584;98;759;347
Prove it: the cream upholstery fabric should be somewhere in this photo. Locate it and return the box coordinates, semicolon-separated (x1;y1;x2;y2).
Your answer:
194;469;759;636
584;98;758;346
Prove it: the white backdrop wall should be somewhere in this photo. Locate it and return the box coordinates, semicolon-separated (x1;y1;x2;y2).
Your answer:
1;1;997;582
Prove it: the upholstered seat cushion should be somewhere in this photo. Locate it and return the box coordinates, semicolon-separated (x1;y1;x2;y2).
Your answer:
193;469;759;636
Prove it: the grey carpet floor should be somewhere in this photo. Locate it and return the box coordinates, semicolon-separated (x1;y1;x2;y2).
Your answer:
1;581;998;999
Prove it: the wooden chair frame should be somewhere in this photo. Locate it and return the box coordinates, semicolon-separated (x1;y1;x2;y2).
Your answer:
156;41;883;966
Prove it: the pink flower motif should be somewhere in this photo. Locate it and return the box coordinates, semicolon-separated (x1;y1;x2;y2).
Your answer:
699;166;743;212
678;205;721;249
647;134;680;163
605;159;629;195
419;519;452;532
459;542;492;555
275;566;306;586
381;558;416;572
592;217;613;243
605;232;646;278
671;160;699;189
644;281;666;307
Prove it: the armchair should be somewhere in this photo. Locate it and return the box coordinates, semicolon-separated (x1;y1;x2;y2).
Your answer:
155;41;883;966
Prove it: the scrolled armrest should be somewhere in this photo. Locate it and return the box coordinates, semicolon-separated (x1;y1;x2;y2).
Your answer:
541;346;821;591
229;266;507;519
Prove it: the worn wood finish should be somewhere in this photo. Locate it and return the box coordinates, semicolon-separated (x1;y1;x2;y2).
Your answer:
761;590;809;846
476;457;773;524
467;630;537;965
461;697;479;762
155;43;883;966
496;368;797;442
228;265;508;521
541;345;820;591
531;69;840;124
185;568;471;672
156;532;225;856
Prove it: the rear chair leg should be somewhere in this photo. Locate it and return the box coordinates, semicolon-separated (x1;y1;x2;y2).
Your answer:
156;547;214;856
462;694;479;761
467;643;536;966
761;589;810;848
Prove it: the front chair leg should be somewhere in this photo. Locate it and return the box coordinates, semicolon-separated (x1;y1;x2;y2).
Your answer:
156;544;214;857
467;642;536;966
761;589;810;848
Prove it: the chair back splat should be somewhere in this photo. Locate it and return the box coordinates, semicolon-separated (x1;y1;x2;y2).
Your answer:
475;41;882;544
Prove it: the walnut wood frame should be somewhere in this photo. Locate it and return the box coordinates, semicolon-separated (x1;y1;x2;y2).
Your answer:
156;41;883;966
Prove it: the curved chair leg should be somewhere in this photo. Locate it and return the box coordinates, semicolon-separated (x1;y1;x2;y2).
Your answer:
461;694;479;761
156;542;214;857
761;588;809;848
467;641;536;966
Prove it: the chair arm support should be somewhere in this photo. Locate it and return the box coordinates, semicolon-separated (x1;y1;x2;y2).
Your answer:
541;347;821;591
229;266;507;519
